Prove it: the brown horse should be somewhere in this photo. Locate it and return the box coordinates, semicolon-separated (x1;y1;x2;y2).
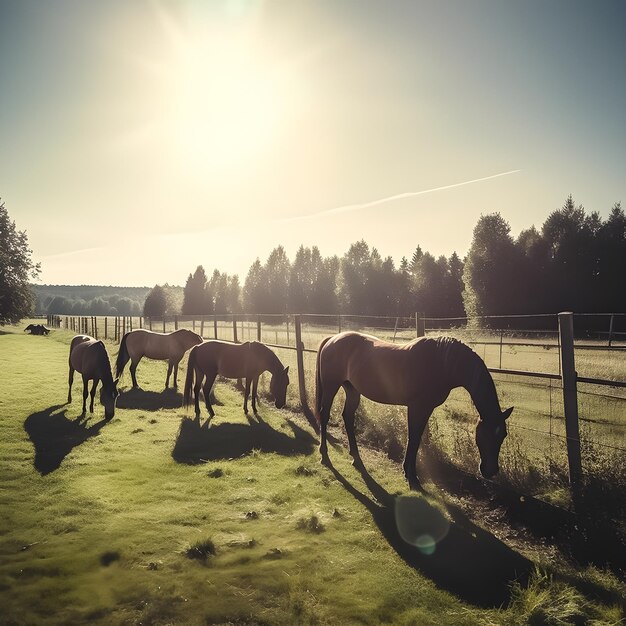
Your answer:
68;335;119;419
315;332;513;490
184;340;290;417
115;328;203;389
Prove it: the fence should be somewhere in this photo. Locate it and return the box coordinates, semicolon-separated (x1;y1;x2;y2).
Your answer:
47;311;625;502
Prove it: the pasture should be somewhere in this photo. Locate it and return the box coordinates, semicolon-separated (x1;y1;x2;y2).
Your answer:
1;325;624;625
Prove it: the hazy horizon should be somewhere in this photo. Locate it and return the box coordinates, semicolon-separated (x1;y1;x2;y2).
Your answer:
2;0;625;287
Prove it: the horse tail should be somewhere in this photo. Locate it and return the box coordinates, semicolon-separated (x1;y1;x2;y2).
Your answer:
315;336;332;424
183;345;197;408
115;332;131;378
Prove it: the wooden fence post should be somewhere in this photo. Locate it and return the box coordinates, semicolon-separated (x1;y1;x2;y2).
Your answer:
175;316;179;331
94;317;98;340
415;312;425;337
608;314;614;348
162;318;166;333
558;312;582;493
294;315;309;413
139;316;143;329
200;316;205;338
233;315;238;343
214;316;218;339
104;317;108;340
257;316;262;341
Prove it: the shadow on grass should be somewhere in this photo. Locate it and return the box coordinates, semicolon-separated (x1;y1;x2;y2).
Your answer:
24;404;108;475
116;387;183;411
172;415;317;464
417;446;626;576
328;459;533;609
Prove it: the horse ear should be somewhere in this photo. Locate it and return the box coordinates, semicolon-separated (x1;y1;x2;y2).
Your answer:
502;406;514;420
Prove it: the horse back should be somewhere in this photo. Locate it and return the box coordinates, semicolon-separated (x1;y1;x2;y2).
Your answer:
320;332;444;406
194;340;255;379
69;335;99;375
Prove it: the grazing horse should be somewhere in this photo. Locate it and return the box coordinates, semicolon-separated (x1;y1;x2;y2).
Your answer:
184;340;290;418
115;328;203;389
68;335;119;419
315;332;513;490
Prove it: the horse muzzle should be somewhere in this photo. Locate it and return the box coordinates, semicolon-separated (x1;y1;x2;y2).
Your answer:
479;463;498;479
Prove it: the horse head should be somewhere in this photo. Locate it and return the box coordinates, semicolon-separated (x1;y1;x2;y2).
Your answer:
475;406;513;478
270;366;290;409
101;378;120;420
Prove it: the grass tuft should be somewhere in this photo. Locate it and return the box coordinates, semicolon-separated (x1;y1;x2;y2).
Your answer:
100;551;120;566
185;538;216;561
296;514;325;534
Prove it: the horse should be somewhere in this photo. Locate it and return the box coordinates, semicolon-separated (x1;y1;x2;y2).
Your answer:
315;332;513;490
25;324;50;335
183;340;290;418
115;328;203;389
68;335;119;419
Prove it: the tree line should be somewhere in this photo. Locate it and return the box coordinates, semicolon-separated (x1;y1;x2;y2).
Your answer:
3;195;622;326
143;196;625;321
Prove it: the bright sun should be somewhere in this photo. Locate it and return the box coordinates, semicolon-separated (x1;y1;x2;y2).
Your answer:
168;35;286;173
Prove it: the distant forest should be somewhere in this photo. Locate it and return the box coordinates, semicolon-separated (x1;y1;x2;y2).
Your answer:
40;196;625;320
34;285;154;316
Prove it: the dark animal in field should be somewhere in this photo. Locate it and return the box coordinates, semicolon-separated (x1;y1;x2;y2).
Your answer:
315;332;513;490
184;340;290;418
115;328;203;389
68;335;119;419
25;324;50;335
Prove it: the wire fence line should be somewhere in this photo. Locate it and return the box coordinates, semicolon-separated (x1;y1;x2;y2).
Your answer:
47;310;625;493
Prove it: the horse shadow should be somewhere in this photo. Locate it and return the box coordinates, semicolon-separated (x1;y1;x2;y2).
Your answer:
172;415;317;464
116;387;183;411
328;460;533;608
24;404;108;475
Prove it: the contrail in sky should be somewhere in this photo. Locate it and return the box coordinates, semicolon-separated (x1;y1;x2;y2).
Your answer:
282;169;521;223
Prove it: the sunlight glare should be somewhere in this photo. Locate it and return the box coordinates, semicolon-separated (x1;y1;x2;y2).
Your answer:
170;35;286;173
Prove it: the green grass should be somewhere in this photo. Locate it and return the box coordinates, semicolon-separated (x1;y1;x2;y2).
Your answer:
1;324;623;625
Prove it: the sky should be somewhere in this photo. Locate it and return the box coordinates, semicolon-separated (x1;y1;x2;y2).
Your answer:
1;0;625;287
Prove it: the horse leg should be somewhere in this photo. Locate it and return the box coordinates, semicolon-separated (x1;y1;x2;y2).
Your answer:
130;357;141;389
173;360;180;388
193;372;204;419
342;383;362;466
403;404;432;491
244;378;251;414
68;366;74;403
81;375;89;415
89;379;99;413
251;376;259;414
319;381;341;466
165;361;174;389
203;371;217;419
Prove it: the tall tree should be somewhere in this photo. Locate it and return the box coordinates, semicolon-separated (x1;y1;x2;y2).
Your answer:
144;285;167;317
0;200;40;323
243;259;266;312
182;266;210;314
462;213;522;320
265;246;291;313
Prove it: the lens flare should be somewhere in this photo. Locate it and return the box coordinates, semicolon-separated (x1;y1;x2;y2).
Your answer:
394;496;450;555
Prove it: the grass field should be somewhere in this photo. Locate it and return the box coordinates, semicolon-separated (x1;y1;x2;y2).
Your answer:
1;324;624;624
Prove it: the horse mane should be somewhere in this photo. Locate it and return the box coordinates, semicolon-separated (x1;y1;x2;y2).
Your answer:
95;341;115;388
253;341;283;374
181;328;203;342
434;336;487;397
